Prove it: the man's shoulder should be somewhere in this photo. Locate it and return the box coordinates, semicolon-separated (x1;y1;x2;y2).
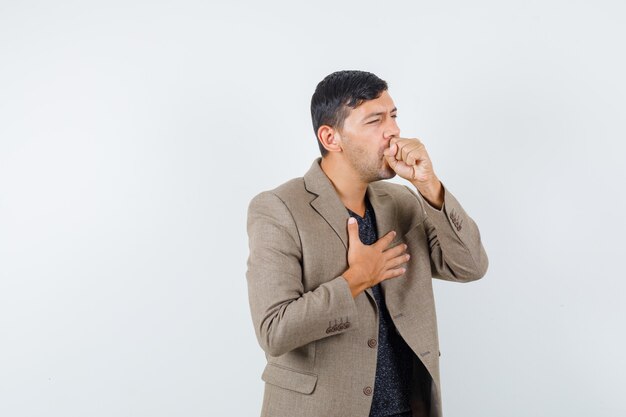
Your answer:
247;175;309;213
249;159;322;205
272;176;308;198
252;176;306;201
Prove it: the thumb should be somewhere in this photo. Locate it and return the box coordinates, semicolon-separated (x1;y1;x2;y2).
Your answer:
347;217;361;246
384;152;399;170
385;142;398;156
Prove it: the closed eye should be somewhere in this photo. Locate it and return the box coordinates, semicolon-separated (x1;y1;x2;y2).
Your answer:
367;114;397;124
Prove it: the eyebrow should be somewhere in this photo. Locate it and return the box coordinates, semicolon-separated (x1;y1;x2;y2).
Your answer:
362;107;397;121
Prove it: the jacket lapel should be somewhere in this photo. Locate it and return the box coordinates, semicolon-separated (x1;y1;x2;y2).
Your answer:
304;158;350;250
368;183;406;315
366;183;397;241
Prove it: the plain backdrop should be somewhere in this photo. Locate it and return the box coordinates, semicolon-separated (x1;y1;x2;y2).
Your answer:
1;0;625;416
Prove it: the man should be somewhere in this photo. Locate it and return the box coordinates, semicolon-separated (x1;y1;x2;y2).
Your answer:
246;70;488;417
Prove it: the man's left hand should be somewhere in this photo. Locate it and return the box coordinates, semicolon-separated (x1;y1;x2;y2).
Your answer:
383;137;444;209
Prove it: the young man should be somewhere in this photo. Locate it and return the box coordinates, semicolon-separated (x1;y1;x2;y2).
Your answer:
246;70;488;417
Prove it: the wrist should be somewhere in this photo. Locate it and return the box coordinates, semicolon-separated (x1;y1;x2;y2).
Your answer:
412;178;443;209
342;267;368;298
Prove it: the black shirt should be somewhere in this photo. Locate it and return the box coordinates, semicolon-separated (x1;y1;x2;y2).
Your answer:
346;198;414;417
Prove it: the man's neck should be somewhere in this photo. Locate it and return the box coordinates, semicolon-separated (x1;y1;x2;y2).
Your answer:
320;156;368;217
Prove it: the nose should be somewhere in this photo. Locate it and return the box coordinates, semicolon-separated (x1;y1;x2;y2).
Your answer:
384;117;400;140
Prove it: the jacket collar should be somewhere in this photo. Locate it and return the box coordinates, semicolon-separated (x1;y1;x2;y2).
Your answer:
303;158;396;250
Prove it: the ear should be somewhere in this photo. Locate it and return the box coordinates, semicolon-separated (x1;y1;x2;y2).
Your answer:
317;125;343;154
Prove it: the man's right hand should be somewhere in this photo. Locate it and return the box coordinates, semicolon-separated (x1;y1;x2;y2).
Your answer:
342;217;410;298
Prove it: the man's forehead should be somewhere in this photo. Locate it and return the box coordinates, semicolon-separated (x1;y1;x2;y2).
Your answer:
354;103;397;121
354;91;396;115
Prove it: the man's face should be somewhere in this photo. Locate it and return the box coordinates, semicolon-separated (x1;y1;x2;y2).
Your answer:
335;90;400;183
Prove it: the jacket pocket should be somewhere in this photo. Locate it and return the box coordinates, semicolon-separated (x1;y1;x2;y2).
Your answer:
261;363;318;394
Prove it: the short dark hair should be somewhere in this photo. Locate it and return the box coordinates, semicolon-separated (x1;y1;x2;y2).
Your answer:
310;70;388;156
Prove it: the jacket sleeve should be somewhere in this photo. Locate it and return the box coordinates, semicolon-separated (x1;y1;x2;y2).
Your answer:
405;182;489;282
246;191;358;357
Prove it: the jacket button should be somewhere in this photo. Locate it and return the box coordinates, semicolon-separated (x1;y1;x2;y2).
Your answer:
367;338;377;348
363;386;373;396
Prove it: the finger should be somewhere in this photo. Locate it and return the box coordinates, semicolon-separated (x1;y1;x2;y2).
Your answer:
375;230;396;249
386;252;410;269
401;142;423;164
391;137;412;145
405;145;424;166
394;138;422;161
384;242;408;258
383;142;397;157
379;267;406;282
396;140;415;161
384;153;400;170
347;217;361;246
393;140;405;160
404;137;423;147
391;137;410;151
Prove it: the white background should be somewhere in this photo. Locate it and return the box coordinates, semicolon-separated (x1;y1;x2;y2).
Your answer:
1;1;625;416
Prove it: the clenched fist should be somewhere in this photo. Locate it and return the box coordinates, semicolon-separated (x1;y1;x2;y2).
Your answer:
383;137;444;209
